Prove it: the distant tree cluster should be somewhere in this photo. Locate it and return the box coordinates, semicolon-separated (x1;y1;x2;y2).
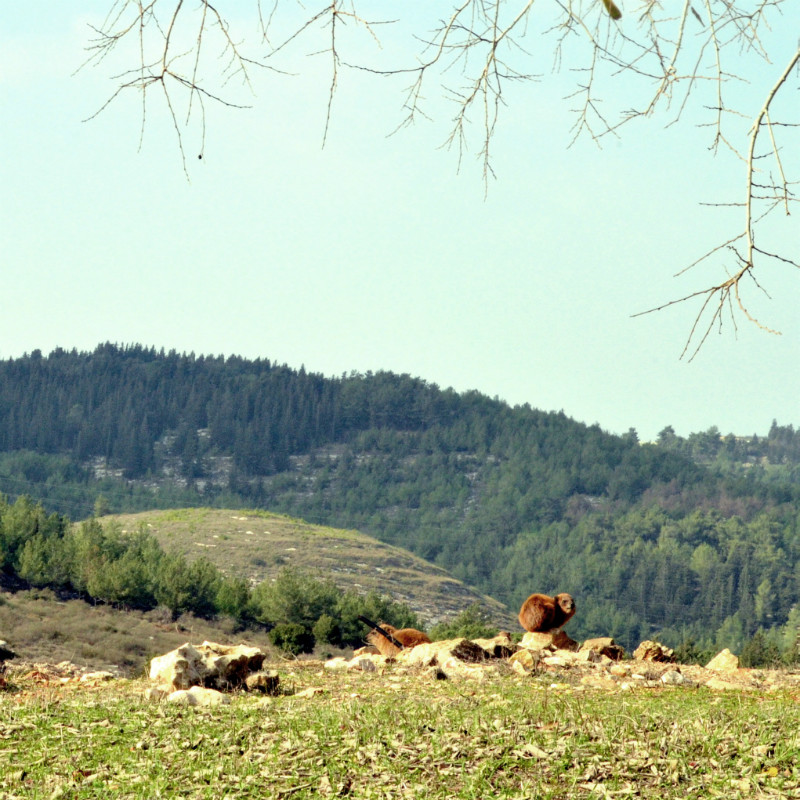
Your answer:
0;494;417;654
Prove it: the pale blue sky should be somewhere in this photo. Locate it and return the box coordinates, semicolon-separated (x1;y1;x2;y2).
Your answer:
2;3;798;442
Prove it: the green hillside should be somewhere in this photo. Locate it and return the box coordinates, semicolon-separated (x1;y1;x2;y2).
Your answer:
1;344;800;657
101;508;515;628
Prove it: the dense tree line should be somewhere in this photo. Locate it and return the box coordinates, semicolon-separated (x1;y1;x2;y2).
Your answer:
0;495;418;654
1;345;800;657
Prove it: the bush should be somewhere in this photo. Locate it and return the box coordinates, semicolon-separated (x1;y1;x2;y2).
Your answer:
429;603;497;641
312;614;341;646
270;622;315;655
740;630;782;668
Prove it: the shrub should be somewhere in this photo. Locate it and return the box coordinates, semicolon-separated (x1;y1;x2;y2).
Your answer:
740;630;782;668
312;614;341;646
429;603;497;641
270;622;314;655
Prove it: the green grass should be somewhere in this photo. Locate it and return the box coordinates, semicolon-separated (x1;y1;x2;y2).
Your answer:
2;664;800;799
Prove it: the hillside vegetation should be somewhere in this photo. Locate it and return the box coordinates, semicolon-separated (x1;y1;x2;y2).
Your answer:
100;508;514;627
1;344;800;657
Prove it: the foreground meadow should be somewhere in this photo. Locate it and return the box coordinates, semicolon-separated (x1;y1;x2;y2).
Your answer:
2;661;800;799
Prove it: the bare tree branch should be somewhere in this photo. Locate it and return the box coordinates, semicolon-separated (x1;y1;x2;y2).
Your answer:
80;1;799;355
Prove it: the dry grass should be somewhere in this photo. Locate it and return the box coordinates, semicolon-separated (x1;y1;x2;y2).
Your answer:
0;588;280;676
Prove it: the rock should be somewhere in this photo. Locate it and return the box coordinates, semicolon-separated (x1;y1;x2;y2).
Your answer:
396;638;488;667
471;633;517;659
323;657;350;672
80;671;116;683
149;641;266;691
634;641;676;663
245;670;280;694
439;656;492;681
520;630;579;652
0;640;16;662
167;686;230;706
706;676;752;691
510;659;530;676
706;649;739;672
145;685;172;702
575;649;601;664
579;638;625;661
581;674;619;690
508;649;540;672
660;670;687;686
542;655;571;668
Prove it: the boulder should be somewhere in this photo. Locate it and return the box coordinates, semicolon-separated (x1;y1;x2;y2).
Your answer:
520;630;579;652
149;641;266;691
471;632;517;659
633;641;676;663
705;649;739;672
396;638;488;667
508;649;541;672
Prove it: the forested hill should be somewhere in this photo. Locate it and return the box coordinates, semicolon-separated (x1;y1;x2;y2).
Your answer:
2;343;800;656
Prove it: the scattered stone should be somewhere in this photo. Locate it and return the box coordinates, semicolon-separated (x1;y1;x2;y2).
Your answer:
634;641;676;663
706;649;739;672
439;656;492;681
542;655;571;668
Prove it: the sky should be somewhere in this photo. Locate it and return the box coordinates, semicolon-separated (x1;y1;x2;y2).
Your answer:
2;3;799;443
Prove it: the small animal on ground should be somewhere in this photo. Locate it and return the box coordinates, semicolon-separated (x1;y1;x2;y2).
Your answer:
366;623;432;657
518;592;576;633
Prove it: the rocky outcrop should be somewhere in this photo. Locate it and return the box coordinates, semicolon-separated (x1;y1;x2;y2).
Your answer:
633;640;676;662
148;641;269;693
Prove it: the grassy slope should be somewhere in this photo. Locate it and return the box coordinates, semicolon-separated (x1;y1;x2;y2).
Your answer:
101;507;516;628
2;663;800;799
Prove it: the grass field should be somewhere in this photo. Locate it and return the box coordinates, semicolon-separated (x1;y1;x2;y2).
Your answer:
3;661;800;799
